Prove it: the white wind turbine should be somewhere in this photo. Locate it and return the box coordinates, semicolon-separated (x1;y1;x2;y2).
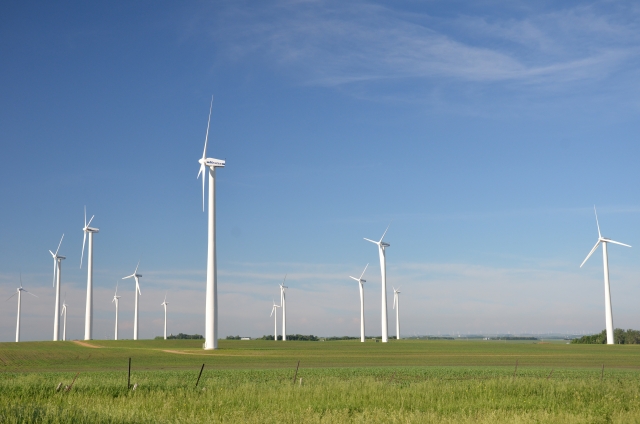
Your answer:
270;300;280;341
6;274;37;342
349;264;368;343
393;286;401;340
280;276;288;341
60;294;68;341
580;206;631;345
364;224;391;343
161;292;168;340
80;206;99;340
122;261;142;340
196;96;226;350
49;234;65;341
112;282;121;341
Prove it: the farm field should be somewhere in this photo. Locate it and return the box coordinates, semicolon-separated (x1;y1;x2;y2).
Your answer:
1;339;640;422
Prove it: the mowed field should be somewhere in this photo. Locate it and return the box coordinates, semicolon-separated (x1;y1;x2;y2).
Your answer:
1;339;640;423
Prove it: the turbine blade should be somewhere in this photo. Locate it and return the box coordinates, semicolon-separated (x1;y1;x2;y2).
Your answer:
137;280;141;295
580;240;601;268
80;232;87;268
84;205;87;227
51;256;56;287
379;223;391;243
55;234;64;256
87;215;94;227
134;260;140;274
24;290;37;298
359;263;369;280
270;307;275;317
198;163;206;211
594;206;601;238
5;292;17;302
393;295;396;309
122;274;134;280
607;239;632;248
349;276;359;282
202;96;213;159
363;238;378;245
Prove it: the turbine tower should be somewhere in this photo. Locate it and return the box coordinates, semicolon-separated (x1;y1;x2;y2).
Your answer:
349;264;368;342
81;206;99;340
122;261;142;340
7;274;37;342
161;292;169;340
196;96;225;350
49;234;65;341
60;295;68;341
112;282;121;341
393;286;401;340
580;206;631;345
270;300;280;341
280;276;288;341
364;224;391;343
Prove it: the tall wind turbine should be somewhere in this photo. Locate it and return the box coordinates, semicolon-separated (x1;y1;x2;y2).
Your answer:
6;274;37;342
280;276;288;341
60;295;68;341
122;262;142;340
580;206;631;345
393;286;401;340
112;282;121;341
80;206;99;340
161;292;168;340
196;96;225;350
49;234;65;341
364;224;391;343
270;300;280;341
349;264;368;342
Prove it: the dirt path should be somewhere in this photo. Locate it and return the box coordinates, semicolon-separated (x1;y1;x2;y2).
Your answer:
162;350;198;355
72;340;102;348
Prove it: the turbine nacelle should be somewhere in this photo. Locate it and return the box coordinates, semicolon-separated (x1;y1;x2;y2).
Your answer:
199;158;226;168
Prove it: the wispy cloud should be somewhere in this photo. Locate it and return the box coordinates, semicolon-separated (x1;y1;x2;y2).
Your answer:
211;1;640;89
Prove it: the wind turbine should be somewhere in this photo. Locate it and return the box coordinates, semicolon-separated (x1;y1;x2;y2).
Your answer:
280;275;288;341
122;261;142;340
49;234;65;341
270;299;280;341
393;286;401;340
197;96;226;350
112;282;121;341
161;292;168;340
364;224;391;343
80;206;99;340
580;206;631;345
6;274;37;342
60;295;68;341
349;264;368;342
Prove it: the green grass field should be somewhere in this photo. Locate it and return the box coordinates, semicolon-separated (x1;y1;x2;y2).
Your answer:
1;339;640;422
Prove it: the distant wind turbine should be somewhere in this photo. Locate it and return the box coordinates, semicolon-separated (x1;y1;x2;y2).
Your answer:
81;206;99;340
393;286;401;340
161;292;169;340
580;206;631;345
112;282;121;341
61;294;68;341
349;264;368;342
270;299;281;341
49;234;65;341
122;261;142;340
196;96;226;350
6;274;37;342
364;224;391;343
280;275;288;341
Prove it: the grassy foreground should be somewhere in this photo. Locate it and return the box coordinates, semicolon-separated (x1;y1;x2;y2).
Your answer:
1;340;640;422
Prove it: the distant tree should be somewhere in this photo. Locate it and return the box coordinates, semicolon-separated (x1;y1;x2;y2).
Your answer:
571;329;640;344
161;333;203;340
226;335;241;340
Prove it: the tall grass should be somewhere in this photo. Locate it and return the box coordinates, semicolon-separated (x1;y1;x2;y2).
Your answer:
2;367;640;423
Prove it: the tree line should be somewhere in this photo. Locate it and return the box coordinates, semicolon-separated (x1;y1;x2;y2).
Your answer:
571;329;640;344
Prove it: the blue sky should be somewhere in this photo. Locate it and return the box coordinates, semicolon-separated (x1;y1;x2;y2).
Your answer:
1;1;640;341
